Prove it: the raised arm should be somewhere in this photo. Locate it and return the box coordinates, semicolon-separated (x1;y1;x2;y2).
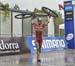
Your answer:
45;16;51;25
31;16;35;25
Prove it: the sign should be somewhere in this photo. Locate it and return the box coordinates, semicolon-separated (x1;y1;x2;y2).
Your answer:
65;11;72;15
0;37;29;55
64;5;73;21
64;1;72;5
65;6;73;11
27;36;67;54
64;1;75;48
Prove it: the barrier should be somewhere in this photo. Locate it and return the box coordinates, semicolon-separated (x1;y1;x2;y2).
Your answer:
27;36;67;54
0;37;29;56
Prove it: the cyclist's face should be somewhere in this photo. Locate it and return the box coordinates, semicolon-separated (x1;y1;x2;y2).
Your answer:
38;18;42;25
38;20;42;25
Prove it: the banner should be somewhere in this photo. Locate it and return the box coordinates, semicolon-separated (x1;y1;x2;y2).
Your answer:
64;1;75;48
0;37;29;55
27;36;67;54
